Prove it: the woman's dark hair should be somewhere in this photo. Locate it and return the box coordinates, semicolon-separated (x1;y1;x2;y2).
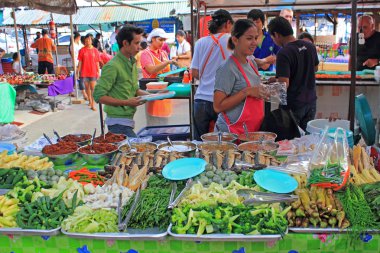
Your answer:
208;9;234;34
268;16;293;37
176;30;186;37
140;41;148;50
227;19;255;50
247;9;265;25
117;25;144;49
73;31;81;39
298;32;314;44
85;33;93;39
12;53;18;61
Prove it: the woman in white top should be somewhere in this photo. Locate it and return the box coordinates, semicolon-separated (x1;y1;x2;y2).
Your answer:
70;32;88;100
12;53;24;74
173;30;191;68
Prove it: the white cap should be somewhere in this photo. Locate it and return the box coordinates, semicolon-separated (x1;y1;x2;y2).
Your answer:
147;28;170;42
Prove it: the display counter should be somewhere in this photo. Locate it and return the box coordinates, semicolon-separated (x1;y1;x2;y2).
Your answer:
1;233;379;253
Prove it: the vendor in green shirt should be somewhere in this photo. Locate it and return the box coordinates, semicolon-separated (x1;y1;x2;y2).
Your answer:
93;25;150;137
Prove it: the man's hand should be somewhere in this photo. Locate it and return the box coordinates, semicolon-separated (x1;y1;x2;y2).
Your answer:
363;58;379;68
126;97;145;107
264;55;276;65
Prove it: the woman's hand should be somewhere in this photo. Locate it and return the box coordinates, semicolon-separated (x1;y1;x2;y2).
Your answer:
244;86;270;100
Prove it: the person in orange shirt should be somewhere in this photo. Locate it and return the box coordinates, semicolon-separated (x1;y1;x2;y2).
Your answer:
31;29;56;74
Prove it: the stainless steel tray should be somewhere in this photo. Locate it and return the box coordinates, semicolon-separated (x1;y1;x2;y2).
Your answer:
0;189;10;195
0;227;61;236
289;227;348;234
168;224;285;241
290;227;380;234
61;227;167;240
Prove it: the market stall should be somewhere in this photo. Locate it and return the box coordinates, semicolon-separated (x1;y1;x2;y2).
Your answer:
0;115;380;252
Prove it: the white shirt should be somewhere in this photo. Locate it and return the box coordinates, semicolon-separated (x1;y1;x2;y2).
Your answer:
110;32;117;45
73;41;83;67
176;40;191;56
12;61;24;74
191;33;231;102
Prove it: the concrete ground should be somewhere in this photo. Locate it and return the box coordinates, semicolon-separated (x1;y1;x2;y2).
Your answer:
16;94;190;145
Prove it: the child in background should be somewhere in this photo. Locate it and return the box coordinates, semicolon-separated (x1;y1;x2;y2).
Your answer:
12;53;24;74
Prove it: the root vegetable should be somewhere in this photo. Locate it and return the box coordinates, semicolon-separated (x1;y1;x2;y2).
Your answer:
301;218;309;228
337;210;345;228
328;217;337;228
316;188;326;209
295;217;302;227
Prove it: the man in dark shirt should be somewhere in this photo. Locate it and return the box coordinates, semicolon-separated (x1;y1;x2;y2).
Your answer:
92;33;103;52
268;17;319;130
356;15;380;71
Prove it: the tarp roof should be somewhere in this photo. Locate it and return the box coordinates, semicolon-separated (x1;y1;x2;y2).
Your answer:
0;0;77;15
191;0;380;10
1;0;189;26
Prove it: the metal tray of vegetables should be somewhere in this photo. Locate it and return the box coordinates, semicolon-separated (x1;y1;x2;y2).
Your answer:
168;224;286;242
61;228;167;240
289;227;348;234
0;227;61;236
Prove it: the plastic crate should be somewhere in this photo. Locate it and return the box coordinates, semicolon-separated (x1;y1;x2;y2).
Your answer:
137;124;190;141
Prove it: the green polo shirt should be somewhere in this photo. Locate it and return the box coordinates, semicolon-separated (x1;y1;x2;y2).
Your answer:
93;52;139;119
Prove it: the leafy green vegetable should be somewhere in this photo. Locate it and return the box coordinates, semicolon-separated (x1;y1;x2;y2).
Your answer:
361;182;380;222
171;204;289;236
61;206;118;233
337;183;379;244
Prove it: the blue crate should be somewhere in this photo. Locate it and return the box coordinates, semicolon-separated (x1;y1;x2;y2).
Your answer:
137;124;190;141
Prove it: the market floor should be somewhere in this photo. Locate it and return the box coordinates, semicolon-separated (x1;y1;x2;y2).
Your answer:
19;96;190;145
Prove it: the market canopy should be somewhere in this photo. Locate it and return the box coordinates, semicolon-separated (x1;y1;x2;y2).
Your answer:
0;0;189;26
191;0;380;10
0;0;77;15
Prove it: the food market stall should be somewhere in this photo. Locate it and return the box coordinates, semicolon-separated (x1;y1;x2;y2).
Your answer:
1;118;380;252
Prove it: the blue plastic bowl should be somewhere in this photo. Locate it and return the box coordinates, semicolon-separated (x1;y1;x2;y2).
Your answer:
0;143;17;154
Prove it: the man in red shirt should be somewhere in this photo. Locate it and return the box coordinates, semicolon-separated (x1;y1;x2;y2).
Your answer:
31;29;56;74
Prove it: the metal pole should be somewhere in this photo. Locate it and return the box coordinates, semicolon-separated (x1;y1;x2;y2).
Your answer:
12;9;22;74
22;26;30;70
349;0;357;132
99;24;104;51
190;0;195;140
51;13;59;70
70;15;79;99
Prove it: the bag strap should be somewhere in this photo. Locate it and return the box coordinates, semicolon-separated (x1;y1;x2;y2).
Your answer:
199;33;226;79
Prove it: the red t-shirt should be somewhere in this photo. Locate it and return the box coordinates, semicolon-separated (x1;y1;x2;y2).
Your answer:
100;52;113;66
78;47;100;78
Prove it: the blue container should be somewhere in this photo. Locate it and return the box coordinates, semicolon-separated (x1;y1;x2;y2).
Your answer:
1;58;13;63
137;124;190;142
0;143;16;154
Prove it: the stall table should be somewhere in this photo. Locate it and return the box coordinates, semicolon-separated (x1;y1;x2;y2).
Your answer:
1;233;379;253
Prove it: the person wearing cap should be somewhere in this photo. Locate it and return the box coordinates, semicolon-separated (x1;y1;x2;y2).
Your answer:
93;25;151;137
140;28;177;78
191;9;234;140
172;30;192;68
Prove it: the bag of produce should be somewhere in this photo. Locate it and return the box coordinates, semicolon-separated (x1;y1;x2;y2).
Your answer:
308;127;350;190
0;82;16;124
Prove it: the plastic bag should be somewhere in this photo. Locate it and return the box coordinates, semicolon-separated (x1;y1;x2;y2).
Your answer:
0;83;16;123
307;127;351;190
261;82;287;105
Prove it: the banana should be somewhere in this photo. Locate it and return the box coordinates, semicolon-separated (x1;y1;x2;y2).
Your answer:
3;198;19;207
2;206;19;217
0;216;15;227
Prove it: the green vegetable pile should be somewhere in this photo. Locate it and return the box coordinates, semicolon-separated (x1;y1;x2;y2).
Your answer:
193;165;238;187
171;204;289;236
0;168;26;189
62;205;118;233
238;171;256;187
121;175;183;230
336;183;379;243
7;177;49;204
308;164;344;186
16;190;78;229
361;182;380;222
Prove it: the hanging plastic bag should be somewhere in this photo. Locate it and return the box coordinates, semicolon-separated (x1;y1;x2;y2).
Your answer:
307;127;351;190
260;82;287;105
0;82;16;124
